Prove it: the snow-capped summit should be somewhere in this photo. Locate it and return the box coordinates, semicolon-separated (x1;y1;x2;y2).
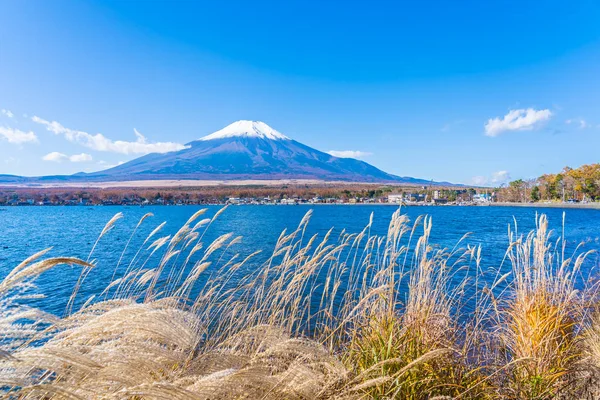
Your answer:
199;120;290;141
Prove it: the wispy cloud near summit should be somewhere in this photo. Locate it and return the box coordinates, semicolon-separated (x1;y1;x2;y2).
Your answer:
32;116;188;155
42;152;93;163
327;150;372;159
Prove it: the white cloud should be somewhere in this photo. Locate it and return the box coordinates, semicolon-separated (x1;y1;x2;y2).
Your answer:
1;109;14;118
32;116;189;155
0;126;39;144
484;108;552;137
42;152;93;163
565;118;590;129
491;170;511;184
69;153;93;162
470;170;511;186
42;152;69;162
327;150;373;159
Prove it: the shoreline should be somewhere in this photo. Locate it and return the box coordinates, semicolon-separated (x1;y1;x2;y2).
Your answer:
288;202;600;210
491;202;600;210
1;202;599;210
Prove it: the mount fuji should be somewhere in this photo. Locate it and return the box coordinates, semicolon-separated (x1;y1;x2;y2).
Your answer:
1;121;440;185
82;120;431;183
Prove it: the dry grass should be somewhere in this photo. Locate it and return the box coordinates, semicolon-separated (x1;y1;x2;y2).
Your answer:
0;208;599;399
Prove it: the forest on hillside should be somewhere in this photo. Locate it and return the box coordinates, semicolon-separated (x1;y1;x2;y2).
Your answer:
497;163;600;202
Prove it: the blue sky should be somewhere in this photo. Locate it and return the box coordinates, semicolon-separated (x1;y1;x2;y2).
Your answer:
1;0;599;185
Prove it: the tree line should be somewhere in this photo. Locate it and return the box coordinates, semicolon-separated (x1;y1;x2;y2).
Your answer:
497;163;600;203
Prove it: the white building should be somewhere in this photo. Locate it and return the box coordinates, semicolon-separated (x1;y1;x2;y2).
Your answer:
473;193;491;203
388;194;403;204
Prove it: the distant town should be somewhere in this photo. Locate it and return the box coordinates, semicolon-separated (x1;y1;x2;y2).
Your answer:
0;184;497;207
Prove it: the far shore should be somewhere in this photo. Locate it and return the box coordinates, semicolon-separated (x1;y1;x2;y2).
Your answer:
296;202;600;210
0;179;598;210
2;201;599;210
492;201;600;210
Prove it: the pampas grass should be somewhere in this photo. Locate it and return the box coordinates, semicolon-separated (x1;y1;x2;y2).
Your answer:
1;208;599;399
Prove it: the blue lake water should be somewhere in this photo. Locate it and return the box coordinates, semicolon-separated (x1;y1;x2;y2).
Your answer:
1;205;599;316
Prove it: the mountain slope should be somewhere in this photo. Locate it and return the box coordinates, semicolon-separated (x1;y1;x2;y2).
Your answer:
83;121;426;183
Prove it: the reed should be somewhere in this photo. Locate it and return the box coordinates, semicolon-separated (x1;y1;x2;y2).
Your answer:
491;214;595;399
0;208;598;399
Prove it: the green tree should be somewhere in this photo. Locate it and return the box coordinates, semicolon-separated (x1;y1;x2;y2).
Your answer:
530;186;540;202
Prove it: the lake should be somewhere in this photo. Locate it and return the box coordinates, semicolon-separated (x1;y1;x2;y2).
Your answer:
1;205;599;316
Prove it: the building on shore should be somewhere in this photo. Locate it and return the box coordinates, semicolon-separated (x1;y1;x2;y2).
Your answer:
473;193;492;203
387;194;403;204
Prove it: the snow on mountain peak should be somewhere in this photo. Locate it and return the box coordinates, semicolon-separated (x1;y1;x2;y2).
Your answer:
199;120;290;141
